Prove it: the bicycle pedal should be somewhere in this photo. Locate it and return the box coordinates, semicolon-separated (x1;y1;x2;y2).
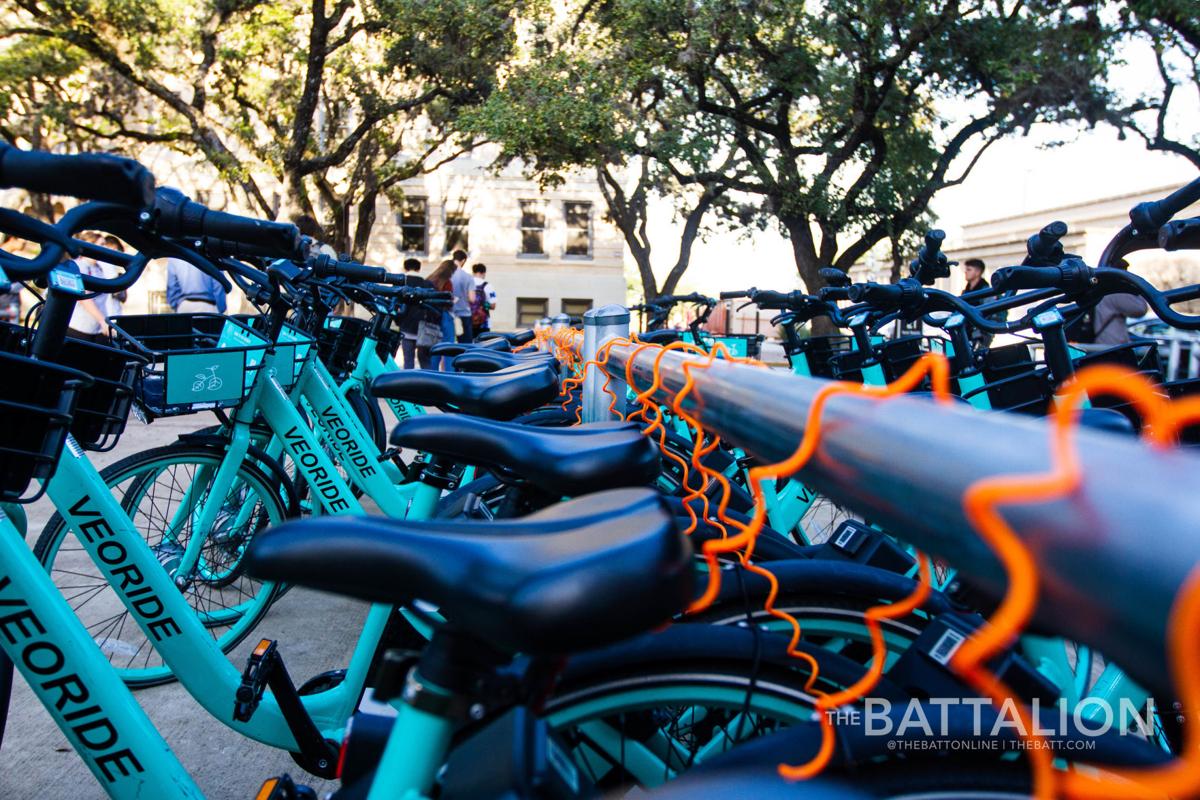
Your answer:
255;774;316;800
235;638;278;722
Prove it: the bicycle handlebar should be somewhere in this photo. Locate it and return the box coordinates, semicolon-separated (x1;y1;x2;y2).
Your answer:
1130;176;1200;234
655;292;716;307
1024;220;1068;266
153;188;303;261
0;144;156;208
308;254;389;283
990;259;1094;294
909;229;952;285
1160;218;1200;252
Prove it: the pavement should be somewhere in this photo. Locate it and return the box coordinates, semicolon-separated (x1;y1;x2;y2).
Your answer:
1;414;368;799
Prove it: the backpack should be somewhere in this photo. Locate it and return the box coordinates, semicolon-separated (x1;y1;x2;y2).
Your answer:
470;281;490;328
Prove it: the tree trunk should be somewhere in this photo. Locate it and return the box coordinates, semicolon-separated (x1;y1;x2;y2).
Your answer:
783;216;836;335
352;178;380;263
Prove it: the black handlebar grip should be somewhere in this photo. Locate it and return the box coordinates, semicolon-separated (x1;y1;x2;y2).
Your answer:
1159;218;1200;252
991;265;1065;291
0;144;155;208
819;267;851;287
310;253;386;283
847;282;903;304
719;290;750;300
751;290;791;309
155;188;302;260
922;229;946;255
1130;176;1200;233
1025;220;1068;264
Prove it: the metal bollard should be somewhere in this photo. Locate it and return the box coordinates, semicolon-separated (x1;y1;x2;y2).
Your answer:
550;313;570;333
535;317;551;351
581;305;630;422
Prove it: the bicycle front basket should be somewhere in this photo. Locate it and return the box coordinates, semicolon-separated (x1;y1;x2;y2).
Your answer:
55;336;147;451
0;329;91;502
109;313;270;418
235;315;318;389
316;316;371;378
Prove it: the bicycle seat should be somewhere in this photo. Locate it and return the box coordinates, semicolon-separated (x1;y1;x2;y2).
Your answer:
244;488;694;654
452;348;557;374
639;329;681;345
391;415;659;496
430;338;510;358
478;329;537;346
371;363;559;419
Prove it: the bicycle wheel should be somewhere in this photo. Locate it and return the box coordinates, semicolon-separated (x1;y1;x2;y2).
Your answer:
693;592;932;674
33;443;289;687
536;626;893;792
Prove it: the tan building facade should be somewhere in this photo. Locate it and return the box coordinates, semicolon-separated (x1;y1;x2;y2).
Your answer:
941;184;1200;294
363;152;627;331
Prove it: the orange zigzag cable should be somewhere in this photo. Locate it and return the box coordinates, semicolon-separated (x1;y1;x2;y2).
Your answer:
950;364;1200;799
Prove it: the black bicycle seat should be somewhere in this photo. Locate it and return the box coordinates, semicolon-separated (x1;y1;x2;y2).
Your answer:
452;348;557;374
244;488;694;654
478;330;537;346
391;415;659;496
430;338;510;358
371;363;558;419
638;329;681;345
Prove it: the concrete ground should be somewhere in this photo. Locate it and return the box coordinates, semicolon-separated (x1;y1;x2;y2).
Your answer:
1;414;369;799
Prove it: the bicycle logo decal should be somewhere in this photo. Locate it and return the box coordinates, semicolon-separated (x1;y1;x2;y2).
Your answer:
191;365;224;393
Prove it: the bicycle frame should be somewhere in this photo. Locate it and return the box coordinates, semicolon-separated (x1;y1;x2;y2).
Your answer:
338;333;426;425
0;509;204;799
33;346;438;753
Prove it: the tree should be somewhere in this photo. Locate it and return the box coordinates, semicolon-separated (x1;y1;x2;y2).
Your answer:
0;0;521;256
1104;0;1200;169
459;39;742;301
557;0;1116;309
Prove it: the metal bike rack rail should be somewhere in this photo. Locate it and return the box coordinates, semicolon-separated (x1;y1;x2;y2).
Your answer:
581;333;1200;695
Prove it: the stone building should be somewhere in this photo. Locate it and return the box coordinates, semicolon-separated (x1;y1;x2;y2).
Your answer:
363;152;627;330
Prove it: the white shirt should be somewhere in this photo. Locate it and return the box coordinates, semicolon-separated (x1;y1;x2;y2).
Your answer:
68;258;107;334
474;276;497;308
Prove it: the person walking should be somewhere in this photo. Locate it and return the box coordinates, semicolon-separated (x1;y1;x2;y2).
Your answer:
427;260;458;371
959;258;993;349
450;249;475;343
67;233;115;342
166;256;228;313
961;258;990;296
470;263;496;334
96;235;128;318
397;258;437;369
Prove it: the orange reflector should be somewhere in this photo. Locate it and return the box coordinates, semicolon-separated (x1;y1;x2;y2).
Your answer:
254;777;278;800
252;639;272;657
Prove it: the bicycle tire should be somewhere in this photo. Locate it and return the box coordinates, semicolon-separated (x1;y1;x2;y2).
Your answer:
542;642;873;791
346;386;387;454
33;443;289;687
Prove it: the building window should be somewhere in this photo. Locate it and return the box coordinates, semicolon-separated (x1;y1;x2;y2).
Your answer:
397;197;427;253
519;200;546;255
561;298;592;318
564;201;592;257
443;209;469;254
516;297;548;326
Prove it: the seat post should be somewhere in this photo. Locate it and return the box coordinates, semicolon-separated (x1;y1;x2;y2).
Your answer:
368;628;508;799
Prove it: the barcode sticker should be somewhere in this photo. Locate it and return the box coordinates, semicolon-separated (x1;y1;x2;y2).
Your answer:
65;435;84;459
834;526;858;549
929;628;966;665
